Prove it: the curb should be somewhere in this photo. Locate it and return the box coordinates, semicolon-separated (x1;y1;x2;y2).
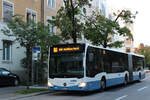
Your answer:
30;86;48;89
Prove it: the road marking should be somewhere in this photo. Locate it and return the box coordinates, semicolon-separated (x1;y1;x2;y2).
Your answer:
137;86;148;92
116;95;128;100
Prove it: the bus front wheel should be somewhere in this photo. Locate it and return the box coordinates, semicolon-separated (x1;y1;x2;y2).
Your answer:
101;78;106;90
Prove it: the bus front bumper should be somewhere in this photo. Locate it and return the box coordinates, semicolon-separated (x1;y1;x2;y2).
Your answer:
48;81;101;91
48;85;89;91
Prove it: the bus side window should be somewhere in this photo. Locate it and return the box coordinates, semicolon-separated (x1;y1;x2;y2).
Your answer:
89;53;94;62
132;56;144;71
86;48;102;77
103;50;111;73
86;52;95;77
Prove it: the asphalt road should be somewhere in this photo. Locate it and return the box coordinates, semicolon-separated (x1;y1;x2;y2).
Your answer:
1;74;150;100
0;86;26;99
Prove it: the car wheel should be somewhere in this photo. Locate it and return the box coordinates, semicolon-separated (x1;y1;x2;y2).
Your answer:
14;79;19;86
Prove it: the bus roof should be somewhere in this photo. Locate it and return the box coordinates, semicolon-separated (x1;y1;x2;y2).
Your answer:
86;43;144;58
50;43;144;58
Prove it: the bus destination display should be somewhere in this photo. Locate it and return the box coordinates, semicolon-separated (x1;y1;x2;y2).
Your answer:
51;44;85;54
53;47;79;53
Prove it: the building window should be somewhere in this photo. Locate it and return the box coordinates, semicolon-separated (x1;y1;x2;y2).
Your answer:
47;0;51;7
32;12;37;22
47;0;56;8
47;23;56;34
62;0;65;7
3;41;12;61
2;1;14;22
26;12;31;22
26;9;37;23
47;16;56;34
51;0;56;8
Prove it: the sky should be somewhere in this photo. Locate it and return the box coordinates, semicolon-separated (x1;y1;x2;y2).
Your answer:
109;0;150;47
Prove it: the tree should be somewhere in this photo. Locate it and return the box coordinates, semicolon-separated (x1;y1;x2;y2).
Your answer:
84;10;137;48
49;0;92;43
138;46;150;68
2;15;60;89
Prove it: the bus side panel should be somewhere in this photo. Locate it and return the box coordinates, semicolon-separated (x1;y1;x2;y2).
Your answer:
133;72;140;81
106;73;125;87
106;78;124;87
133;71;145;81
86;80;101;91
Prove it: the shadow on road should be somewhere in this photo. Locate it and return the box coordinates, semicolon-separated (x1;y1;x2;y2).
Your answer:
0;85;16;88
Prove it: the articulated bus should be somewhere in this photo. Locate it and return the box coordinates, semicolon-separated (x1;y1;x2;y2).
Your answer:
48;43;145;91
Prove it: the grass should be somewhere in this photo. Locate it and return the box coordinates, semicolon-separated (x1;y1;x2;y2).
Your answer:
16;88;47;94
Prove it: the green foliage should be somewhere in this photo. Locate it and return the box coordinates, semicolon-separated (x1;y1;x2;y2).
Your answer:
139;46;150;67
84;10;135;48
114;10;138;24
1;15;60;85
2;15;60;49
49;0;92;43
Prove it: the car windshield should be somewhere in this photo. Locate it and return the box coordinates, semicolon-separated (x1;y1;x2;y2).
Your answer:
49;53;84;78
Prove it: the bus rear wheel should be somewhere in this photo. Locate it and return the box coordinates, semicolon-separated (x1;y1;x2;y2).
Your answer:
139;73;142;81
124;75;128;85
101;78;106;91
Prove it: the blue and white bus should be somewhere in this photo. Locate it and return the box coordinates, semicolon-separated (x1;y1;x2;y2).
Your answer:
48;43;145;91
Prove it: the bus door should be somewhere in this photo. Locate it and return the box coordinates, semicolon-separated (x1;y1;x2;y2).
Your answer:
128;55;133;82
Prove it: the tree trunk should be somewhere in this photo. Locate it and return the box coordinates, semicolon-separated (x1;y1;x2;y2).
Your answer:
26;47;30;89
70;0;77;43
26;46;32;89
115;10;124;22
40;52;44;84
103;42;107;48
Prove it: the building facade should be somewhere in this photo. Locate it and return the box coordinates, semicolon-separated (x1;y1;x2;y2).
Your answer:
81;0;110;44
0;0;62;81
86;0;109;17
109;8;134;52
43;0;63;34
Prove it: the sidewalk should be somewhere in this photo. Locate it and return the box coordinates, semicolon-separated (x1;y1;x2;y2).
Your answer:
0;86;51;100
9;90;50;100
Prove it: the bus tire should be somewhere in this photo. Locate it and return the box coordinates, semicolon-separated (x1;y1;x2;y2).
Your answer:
101;77;106;91
124;75;128;85
139;73;142;81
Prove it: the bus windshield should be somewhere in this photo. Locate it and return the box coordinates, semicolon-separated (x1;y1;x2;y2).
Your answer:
49;53;84;78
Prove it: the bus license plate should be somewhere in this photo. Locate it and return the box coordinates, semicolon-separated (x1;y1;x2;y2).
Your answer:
62;88;68;90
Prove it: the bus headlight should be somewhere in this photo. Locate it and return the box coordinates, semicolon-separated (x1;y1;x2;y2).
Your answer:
78;82;87;88
48;82;53;87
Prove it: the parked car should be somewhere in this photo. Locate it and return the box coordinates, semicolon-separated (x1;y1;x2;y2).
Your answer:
0;68;20;86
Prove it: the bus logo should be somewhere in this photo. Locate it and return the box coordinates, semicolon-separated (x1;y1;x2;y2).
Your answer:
63;83;67;86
